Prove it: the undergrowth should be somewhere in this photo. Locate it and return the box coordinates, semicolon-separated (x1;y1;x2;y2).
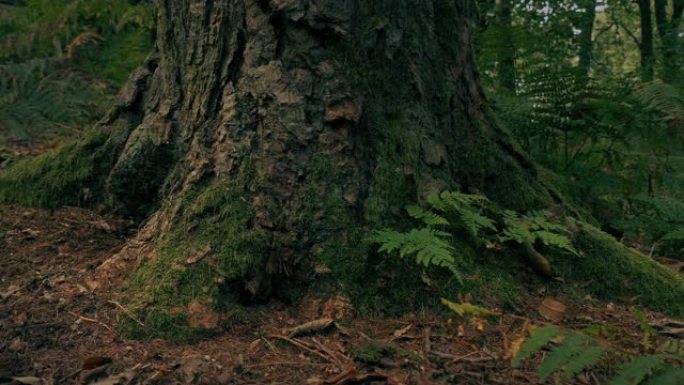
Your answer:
0;128;119;209
513;324;684;384
371;191;684;317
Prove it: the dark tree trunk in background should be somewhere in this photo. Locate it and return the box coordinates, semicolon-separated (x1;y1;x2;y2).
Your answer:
495;0;516;92
654;0;683;82
638;0;655;82
577;0;597;79
100;0;551;297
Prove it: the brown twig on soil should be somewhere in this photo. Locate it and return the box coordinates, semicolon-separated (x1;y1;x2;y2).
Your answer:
269;334;338;365
109;300;144;327
429;350;495;364
68;311;112;331
311;337;348;366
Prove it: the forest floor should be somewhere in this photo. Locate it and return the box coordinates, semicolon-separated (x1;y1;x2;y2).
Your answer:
0;205;682;385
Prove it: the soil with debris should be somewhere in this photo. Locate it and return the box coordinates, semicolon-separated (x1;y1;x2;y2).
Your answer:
0;205;681;385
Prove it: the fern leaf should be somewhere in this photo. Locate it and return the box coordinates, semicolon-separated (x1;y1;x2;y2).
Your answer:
405;205;449;227
561;345;606;379
610;355;666;385
537;333;588;382
661;227;684;242
512;325;560;367
644;366;684;385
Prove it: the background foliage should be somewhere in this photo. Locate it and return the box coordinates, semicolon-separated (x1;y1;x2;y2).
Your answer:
476;0;684;260
0;0;153;152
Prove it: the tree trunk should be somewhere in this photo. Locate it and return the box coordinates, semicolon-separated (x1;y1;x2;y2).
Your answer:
637;0;655;82
496;0;516;92
654;0;683;82
99;0;551;300
577;0;596;80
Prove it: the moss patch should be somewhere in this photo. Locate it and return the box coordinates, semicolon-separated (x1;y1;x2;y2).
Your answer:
558;224;684;316
0;128;119;209
120;173;268;339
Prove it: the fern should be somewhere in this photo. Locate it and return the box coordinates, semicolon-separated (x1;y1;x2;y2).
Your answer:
501;210;578;255
428;191;497;238
514;325;683;384
405;205;449;227
610;355;666;385
660;228;684;243
538;333;593;382
370;228;462;282
512;325;561;366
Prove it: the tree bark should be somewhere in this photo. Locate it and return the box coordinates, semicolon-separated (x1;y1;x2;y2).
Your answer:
577;0;597;80
654;0;683;82
96;0;554;302
637;0;655;82
496;0;516;92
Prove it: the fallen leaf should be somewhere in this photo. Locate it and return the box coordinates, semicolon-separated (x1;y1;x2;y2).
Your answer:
392;324;413;338
82;357;113;370
538;298;566;322
1;284;20;299
11;377;42;385
506;336;526;361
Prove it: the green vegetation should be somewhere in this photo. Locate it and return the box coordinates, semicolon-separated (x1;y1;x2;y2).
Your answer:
0;0;153;147
0;0;683;342
513;325;684;384
0;127;119;209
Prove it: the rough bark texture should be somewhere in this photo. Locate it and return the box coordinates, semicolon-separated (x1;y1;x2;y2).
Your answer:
98;0;551;300
496;0;516;92
638;0;655;82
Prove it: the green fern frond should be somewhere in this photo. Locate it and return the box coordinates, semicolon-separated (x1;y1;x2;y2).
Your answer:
512;325;560;367
644;366;684;385
370;228;461;282
538;333;587;381
609;355;666;385
661;228;684;243
405;205;449;227
562;346;607;379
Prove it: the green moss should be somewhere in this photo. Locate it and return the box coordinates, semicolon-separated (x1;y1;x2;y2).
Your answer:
0;128;118;209
558;224;684;316
349;341;397;366
121;169;269;339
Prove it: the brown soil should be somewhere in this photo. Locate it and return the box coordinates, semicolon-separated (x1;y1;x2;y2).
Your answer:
0;205;680;385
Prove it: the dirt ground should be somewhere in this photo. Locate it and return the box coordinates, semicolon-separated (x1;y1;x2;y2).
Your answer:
0;205;681;385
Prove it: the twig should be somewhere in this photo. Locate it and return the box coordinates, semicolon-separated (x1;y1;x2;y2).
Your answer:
109;300;144;327
311;337;347;366
245;361;328;368
68;311;112;331
270;335;337;364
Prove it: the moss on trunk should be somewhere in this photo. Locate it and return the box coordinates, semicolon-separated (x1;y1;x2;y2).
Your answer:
1;0;683;338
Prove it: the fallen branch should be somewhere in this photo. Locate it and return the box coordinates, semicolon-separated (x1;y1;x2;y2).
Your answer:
284;318;334;337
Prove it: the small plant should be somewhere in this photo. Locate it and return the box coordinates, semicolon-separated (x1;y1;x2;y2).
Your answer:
513;325;684;384
500;210;579;255
369;191;576;283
